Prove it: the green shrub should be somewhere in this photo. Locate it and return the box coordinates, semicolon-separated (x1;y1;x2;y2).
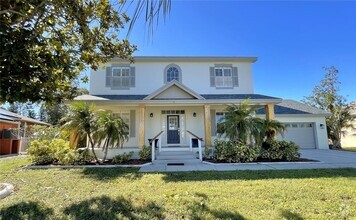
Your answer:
75;148;95;165
213;139;259;163
138;146;151;161
112;152;134;164
261;140;300;161
27;138;77;165
204;147;213;159
50;139;75;165
27;140;54;165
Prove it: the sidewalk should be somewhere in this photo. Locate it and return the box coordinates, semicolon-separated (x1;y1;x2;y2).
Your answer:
139;149;356;172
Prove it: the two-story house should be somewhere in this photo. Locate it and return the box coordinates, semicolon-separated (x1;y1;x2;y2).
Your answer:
74;56;330;159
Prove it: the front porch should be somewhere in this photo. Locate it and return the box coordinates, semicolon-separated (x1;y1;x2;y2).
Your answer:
89;102;277;161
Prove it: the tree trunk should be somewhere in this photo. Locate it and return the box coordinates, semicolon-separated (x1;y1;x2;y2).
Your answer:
103;137;110;162
333;139;342;149
88;136;99;162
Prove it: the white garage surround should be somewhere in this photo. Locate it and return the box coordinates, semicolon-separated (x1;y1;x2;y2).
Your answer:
275;116;329;150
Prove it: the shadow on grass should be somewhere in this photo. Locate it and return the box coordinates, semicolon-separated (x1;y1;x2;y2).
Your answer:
63;195;163;220
280;209;304;220
0;201;54;220
162;168;356;182
184;193;246;220
81;167;142;180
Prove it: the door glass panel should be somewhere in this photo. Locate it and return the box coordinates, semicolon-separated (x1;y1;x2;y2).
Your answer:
168;117;178;130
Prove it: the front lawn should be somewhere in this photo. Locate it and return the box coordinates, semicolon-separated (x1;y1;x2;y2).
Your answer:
0;157;355;219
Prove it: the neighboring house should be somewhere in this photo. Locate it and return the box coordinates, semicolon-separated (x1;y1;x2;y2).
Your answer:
0;108;50;155
75;56;330;159
341;102;356;147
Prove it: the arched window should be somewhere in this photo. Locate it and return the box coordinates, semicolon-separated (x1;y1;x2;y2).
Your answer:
164;64;181;83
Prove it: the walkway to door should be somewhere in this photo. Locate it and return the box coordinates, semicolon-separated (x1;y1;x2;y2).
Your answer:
139;149;356;172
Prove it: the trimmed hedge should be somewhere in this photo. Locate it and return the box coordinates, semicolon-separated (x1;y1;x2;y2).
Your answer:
214;140;259;163
261;140;300;161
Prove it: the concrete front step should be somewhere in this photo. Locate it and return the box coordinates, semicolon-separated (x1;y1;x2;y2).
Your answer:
156;151;197;160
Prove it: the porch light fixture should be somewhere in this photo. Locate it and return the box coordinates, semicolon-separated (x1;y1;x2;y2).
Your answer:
320;124;325;129
150;113;153;118
193;112;197;117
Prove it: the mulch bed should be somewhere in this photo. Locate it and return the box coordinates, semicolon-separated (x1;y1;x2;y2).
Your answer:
204;157;319;163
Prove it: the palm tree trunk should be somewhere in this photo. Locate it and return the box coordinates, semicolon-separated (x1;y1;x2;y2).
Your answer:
103;137;110;162
88;135;99;162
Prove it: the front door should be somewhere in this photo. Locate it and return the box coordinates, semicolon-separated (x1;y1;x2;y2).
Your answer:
167;115;180;144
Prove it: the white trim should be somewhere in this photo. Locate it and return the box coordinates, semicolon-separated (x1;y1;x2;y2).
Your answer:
110;56;258;62
144;80;205;100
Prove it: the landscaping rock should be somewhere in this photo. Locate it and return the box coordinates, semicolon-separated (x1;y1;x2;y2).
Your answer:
0;183;14;199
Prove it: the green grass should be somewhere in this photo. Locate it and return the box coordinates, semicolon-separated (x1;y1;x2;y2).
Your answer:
0;157;355;220
342;147;356;152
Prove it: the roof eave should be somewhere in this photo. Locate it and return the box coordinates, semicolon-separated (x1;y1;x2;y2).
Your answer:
111;56;258;63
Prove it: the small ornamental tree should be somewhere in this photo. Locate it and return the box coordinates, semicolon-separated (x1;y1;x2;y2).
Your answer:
303;66;356;148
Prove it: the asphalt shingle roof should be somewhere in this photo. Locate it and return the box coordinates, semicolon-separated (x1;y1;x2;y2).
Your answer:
257;99;330;115
88;94;280;100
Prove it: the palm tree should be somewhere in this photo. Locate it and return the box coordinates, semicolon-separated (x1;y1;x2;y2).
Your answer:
95;111;129;161
258;119;286;143
62;102;99;162
218;100;261;144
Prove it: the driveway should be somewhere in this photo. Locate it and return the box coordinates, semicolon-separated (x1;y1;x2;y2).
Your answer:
300;149;356;168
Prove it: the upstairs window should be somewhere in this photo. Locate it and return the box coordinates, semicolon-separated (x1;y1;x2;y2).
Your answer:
112;67;130;88
215;67;233;88
167;66;180;82
164;64;182;83
210;65;238;88
105;65;135;89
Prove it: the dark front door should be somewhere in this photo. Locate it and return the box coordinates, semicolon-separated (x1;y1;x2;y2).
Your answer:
167;115;180;144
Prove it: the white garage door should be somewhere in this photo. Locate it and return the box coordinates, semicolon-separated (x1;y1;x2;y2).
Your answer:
280;123;316;149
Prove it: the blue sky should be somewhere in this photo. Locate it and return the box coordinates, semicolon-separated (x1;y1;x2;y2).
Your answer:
88;1;356;102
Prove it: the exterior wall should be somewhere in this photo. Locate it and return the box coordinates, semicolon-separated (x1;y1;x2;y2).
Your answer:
94;147;140;160
93;105;139;148
273;116;329;150
92;105;207;148
90;61;254;95
145;106;205;147
341;105;356;147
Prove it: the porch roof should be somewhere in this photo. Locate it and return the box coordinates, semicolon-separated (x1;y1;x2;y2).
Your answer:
256;100;331;116
74;93;281;104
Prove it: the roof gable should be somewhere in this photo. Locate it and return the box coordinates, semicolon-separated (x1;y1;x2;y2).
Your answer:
144;80;205;100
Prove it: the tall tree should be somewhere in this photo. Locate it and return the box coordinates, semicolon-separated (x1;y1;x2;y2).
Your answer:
7;101;37;118
1;0;169;104
303;66;356;148
1;1;171;104
39;102;68;125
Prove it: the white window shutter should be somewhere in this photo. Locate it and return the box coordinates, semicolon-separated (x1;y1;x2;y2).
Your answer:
130;67;135;87
106;67;112;87
232;67;238;87
210;67;215;87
